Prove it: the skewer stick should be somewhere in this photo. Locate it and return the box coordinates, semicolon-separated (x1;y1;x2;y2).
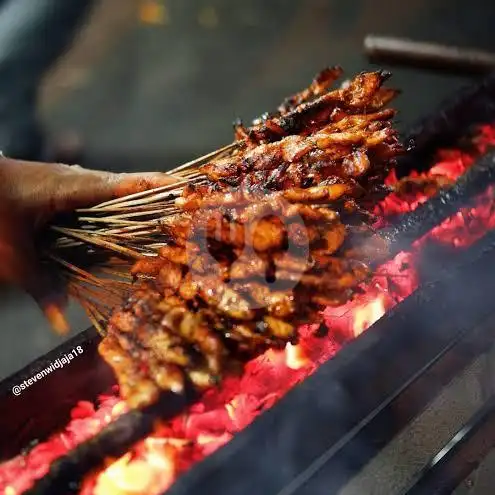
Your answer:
80;209;166;220
50;255;107;286
97;230;159;239
92;224;160;235
102;280;133;291
76;296;108;336
86;311;106;337
68;286;115;316
75;203;178;214
76;285;121;308
76;217;160;226
90;178;191;209
90;188;183;210
168;142;238;174
83;217;163;226
51;226;144;258
364;35;495;74
57;265;126;305
99;267;133;280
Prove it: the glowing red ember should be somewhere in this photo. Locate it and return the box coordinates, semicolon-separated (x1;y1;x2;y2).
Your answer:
1;124;495;495
79;124;495;495
0;393;127;494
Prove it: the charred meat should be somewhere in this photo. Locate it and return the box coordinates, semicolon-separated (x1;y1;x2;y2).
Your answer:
98;67;401;408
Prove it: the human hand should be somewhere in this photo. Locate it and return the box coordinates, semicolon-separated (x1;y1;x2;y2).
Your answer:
0;157;179;333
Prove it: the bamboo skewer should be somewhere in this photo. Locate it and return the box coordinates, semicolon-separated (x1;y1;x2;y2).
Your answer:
76;218;160;226
90;188;185;210
168;142;238;174
46;144;234;332
51;226;147;258
99;268;133;280
76;204;177;213
78;209;169;221
91;179;189;210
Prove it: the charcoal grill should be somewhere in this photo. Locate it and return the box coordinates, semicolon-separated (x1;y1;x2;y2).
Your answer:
3;71;495;495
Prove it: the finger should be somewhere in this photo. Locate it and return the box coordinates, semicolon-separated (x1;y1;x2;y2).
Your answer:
50;168;182;213
112;171;184;198
0;158;182;221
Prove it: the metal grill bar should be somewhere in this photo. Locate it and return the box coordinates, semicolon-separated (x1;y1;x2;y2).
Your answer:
405;396;495;495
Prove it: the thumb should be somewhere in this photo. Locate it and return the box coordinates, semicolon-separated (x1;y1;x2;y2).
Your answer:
112;171;184;198
49;167;182;214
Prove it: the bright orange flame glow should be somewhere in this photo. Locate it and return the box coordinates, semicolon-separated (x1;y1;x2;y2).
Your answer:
284;343;310;370
3;124;495;495
352;294;387;337
93;442;175;495
0;394;125;495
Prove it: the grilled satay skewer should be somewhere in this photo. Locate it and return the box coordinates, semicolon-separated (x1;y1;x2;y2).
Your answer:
99;193;382;408
50;68;401;253
49;67;404;409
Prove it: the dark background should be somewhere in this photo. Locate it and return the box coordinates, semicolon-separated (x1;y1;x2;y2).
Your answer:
1;0;495;380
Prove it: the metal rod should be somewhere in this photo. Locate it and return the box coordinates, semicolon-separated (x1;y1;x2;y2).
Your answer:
364;35;495;75
25;391;194;495
405;395;495;495
382;149;495;256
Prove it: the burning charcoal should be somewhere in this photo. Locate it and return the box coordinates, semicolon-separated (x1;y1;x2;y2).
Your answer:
313;322;329;338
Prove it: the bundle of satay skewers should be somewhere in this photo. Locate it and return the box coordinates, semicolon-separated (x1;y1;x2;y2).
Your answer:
46;66;404;408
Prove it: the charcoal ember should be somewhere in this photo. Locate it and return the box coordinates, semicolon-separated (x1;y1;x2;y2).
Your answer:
393;175;454;200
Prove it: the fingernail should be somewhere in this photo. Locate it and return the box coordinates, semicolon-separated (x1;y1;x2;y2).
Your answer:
44;303;70;335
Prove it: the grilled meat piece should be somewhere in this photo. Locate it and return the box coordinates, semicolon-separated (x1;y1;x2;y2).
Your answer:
277;66;345;114
98;67;401;409
176;183;357;213
201;113;399;185
100;195;378;408
187;69;402;215
236;70;394;145
99;335;161;409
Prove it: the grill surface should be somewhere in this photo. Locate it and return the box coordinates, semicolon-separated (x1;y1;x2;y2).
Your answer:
161;229;495;495
3;71;495;495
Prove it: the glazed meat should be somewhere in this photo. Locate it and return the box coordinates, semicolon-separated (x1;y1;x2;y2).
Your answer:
100;196;381;409
234;69;399;146
98;67;401;409
180;69;401;217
